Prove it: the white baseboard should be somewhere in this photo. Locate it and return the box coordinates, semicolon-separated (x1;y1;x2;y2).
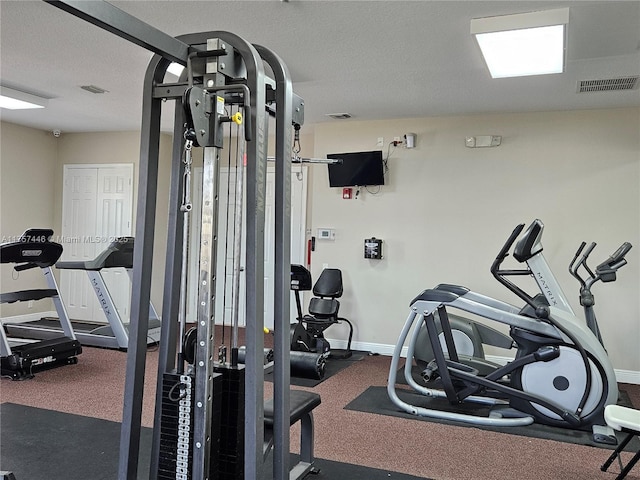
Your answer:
327;338;640;385
614;369;640;385
1;311;56;324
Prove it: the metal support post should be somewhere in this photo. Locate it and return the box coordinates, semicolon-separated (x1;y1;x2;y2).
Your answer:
255;44;294;480
119;53;170;480
149;92;189;480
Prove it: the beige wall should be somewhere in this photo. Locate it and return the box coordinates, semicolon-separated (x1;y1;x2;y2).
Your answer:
0;123;59;317
1;108;638;375
1;124;173;317
308;107;639;372
54;131;173;311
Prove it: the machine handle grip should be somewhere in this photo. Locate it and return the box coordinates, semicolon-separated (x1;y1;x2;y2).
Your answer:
596;242;632;275
14;262;38;272
490;223;525;274
607;242;632;264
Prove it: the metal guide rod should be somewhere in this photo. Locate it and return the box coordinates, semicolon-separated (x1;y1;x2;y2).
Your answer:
267;156;341;164
177;136;194;371
192;144;219;480
231;125;245;353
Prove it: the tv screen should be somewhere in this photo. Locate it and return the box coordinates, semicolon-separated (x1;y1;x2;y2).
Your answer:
326;150;385;187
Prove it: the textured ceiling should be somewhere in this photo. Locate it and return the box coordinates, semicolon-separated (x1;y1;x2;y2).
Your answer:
0;1;639;134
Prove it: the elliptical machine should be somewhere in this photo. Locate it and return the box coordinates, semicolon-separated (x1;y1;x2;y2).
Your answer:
388;222;629;442
412;219;626;373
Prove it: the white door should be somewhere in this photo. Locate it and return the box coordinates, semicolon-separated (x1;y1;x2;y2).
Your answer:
60;164;133;322
187;164;307;330
95;168;134;321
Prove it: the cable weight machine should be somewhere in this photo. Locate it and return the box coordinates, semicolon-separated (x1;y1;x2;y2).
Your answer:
146;35;309;480
44;2;315;480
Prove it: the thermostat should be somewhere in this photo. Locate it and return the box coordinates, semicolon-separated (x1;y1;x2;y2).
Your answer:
364;237;383;259
317;228;335;240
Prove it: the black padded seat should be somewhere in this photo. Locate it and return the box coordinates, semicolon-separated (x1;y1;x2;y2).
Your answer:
264;390;321;427
307;298;339;318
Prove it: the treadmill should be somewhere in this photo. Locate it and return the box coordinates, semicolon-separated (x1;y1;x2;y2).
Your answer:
6;237;162;350
1;229;82;380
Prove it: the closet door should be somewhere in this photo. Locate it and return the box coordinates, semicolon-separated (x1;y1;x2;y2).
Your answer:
60;164;133;322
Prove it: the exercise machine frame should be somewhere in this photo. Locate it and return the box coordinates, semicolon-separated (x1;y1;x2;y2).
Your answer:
44;2;313;479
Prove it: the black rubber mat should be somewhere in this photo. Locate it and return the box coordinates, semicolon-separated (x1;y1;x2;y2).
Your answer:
346;385;640;452
0;402;428;480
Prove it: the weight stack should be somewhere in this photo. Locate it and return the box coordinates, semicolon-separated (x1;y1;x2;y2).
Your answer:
212;363;245;480
158;371;223;480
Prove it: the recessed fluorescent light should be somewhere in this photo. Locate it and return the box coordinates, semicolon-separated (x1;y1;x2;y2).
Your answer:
471;8;569;79
0;86;48;110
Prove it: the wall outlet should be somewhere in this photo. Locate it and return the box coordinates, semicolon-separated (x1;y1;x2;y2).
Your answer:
28;300;34;309
376;137;384;147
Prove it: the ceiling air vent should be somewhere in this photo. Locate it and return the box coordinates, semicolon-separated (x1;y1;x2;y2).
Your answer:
577;76;639;93
325;113;352;120
80;84;109;94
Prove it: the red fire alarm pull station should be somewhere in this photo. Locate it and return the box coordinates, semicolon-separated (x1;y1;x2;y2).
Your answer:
342;187;352;199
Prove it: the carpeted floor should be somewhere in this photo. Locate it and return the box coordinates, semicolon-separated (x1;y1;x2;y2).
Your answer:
1;341;639;480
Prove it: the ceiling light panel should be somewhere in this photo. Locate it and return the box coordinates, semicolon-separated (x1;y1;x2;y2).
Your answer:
471;8;569;79
0;86;48;109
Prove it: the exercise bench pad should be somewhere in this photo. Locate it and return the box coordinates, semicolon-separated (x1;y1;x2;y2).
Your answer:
605;405;640;432
264;390;321;427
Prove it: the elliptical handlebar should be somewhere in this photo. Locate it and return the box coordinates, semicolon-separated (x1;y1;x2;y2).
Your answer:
490;223;525;275
596;242;632;280
569;240;632;287
490;223;547;314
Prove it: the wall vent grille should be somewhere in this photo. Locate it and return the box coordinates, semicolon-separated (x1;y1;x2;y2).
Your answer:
80;84;109;94
577;76;639;93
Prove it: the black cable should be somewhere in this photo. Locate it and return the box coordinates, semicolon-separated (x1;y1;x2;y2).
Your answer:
167;380;188;402
383;141;395;175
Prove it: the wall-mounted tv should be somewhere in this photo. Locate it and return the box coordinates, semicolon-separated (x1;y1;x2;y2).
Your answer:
326;150;385;187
